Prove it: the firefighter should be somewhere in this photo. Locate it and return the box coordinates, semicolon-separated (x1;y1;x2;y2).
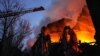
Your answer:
41;26;51;56
60;26;71;56
34;26;51;56
69;27;82;53
60;26;81;56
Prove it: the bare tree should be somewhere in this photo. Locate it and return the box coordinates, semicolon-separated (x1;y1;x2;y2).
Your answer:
12;19;33;47
0;0;23;55
0;0;33;56
0;0;23;42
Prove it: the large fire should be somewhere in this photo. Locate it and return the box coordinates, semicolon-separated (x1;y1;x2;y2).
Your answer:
46;6;96;43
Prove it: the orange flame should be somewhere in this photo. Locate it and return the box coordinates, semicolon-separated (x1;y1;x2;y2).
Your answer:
73;6;96;43
50;33;61;43
47;6;96;43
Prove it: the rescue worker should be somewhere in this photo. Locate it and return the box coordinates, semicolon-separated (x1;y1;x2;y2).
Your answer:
60;26;81;56
34;26;51;56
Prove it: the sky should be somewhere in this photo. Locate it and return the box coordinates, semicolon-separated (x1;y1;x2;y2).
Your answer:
21;0;52;26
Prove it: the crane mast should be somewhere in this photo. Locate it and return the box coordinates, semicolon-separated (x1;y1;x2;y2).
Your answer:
0;6;45;18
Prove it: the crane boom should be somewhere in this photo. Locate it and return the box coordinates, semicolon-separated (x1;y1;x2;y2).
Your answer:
0;6;45;18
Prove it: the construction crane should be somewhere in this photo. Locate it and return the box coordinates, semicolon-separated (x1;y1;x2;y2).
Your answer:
0;6;45;18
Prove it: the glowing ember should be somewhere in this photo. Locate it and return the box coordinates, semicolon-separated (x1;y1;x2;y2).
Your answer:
75;31;95;43
50;33;61;43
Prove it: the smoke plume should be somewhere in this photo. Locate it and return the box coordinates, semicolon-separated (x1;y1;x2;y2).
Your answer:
47;0;85;27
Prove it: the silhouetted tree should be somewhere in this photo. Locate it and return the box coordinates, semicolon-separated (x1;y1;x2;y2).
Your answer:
12;19;33;47
0;0;32;56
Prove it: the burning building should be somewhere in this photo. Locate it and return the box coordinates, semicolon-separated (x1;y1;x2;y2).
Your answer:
46;6;96;43
73;6;95;43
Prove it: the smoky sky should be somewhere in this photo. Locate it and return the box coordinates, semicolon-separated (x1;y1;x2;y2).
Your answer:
47;0;85;22
33;0;86;37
